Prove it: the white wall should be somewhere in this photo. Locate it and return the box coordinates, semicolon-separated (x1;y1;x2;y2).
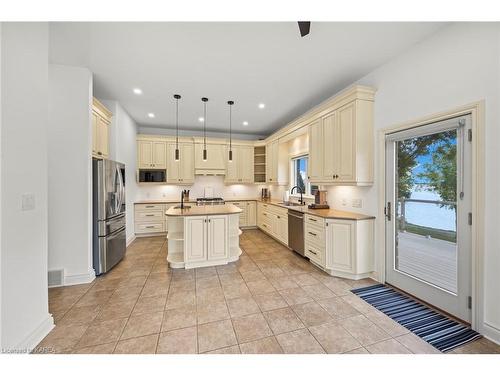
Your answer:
137;175;264;202
324;23;500;342
0;23;54;351
101;100;138;243
48;64;94;286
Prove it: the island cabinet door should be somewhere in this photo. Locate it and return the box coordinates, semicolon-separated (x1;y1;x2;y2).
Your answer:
184;216;207;263
207;215;229;261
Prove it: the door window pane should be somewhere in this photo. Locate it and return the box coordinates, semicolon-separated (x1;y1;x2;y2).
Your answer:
395;129;458;293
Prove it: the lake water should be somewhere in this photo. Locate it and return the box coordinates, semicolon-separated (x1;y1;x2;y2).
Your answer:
402;188;456;231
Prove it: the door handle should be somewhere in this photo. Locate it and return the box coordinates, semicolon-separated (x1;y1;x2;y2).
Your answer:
385;202;392;221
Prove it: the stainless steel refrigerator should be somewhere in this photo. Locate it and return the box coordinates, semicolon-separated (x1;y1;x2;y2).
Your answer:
92;158;126;275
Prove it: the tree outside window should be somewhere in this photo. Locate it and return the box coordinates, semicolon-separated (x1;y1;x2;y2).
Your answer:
292;156;318;196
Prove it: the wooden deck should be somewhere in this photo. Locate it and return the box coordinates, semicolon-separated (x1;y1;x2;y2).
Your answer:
396;231;457;293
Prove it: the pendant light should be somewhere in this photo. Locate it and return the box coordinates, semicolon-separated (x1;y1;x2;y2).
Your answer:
174;94;181;161
201;97;208;161
227;100;234;162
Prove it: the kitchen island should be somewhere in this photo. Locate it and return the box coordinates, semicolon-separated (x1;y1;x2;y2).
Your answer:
165;204;243;269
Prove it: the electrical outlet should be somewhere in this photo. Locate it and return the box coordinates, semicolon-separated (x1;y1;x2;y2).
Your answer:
352;198;362;208
22;193;35;211
341;198;348;206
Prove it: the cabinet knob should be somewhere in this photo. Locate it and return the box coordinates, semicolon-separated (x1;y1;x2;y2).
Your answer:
97;151;102;155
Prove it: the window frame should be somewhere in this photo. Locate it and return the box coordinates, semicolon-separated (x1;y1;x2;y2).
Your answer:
289;153;316;199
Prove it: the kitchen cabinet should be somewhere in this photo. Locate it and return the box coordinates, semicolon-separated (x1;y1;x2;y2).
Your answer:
194;143;226;175
308;99;373;185
167;142;195;184
303;213;374;280
134;203;166;235
265;140;288;185
184;215;228;264
138;140;167;169
92;98;112;159
225;146;254;183
231;201;257;227
257;202;288;246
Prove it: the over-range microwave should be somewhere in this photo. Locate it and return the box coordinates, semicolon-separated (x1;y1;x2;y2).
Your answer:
138;169;166;183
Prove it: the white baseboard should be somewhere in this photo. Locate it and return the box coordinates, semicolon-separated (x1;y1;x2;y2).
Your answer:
64;268;95;286
10;314;55;353
482;321;500;345
126;234;136;247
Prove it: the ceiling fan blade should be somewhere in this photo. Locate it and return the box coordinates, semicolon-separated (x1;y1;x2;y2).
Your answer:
298;22;311;37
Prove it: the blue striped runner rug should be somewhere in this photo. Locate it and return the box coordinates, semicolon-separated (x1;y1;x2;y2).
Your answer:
351;284;481;352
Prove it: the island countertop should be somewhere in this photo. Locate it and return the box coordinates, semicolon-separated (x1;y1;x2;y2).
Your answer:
165;204;243;216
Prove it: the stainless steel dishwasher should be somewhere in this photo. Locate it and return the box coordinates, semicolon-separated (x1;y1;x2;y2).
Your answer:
288;210;305;256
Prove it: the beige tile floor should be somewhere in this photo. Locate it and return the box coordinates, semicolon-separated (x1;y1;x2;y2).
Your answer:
37;229;500;354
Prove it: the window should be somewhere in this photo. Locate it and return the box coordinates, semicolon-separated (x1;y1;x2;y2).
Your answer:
291;156;318;197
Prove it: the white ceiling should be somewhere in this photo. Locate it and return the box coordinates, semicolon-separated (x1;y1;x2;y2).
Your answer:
49;22;446;136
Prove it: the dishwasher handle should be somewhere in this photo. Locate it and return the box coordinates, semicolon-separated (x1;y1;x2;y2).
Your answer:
288;212;304;219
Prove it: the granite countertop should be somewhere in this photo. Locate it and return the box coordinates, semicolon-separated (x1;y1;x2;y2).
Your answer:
165;204;243;216
257;199;375;221
137;197;374;221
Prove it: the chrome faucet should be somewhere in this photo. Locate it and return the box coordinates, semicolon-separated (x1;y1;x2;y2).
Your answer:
290;186;305;205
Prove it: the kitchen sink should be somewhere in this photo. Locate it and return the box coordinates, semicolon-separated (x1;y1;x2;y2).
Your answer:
279;201;305;207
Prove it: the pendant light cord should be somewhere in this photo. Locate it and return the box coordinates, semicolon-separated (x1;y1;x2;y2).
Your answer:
175;97;179;149
229;103;232;151
204;101;207;150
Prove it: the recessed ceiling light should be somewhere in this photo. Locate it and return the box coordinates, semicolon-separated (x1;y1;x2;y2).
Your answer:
243;121;249;126
258;103;265;109
133;88;143;95
198;117;204;122
147;113;155;118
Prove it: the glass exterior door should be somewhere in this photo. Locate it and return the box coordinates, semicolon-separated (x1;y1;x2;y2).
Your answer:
385;115;472;322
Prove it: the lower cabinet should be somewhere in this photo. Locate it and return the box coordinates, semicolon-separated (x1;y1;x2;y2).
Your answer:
257;202;288;246
231;201;257;228
184;215;228;264
304;213;374;280
134;203;166;235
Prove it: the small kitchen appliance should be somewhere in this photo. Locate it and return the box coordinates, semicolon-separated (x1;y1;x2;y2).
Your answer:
261;188;270;199
308;190;330;209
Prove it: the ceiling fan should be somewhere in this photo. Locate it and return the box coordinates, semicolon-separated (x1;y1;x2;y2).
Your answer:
298;22;311;37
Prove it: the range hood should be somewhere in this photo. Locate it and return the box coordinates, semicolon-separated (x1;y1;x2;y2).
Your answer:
194;143;226;175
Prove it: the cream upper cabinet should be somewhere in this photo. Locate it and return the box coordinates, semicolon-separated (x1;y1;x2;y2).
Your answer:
265;140;287;185
138;140;166;169
266;141;277;183
167;142;194;184
308;99;373;185
92;98;112;159
194;143;226;174
225;145;254;184
308;118;323;181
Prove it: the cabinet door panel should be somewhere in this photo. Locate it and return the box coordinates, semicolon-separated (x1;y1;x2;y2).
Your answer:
92;111;98;155
328;221;354;272
97;117;109;158
185;217;207;262
308;118;323;181
322;113;336;181
337;103;355;181
207;215;228;260
239;146;254;182
247;202;256;226
152;142;167;168
225;147;239;183
166;143;180;182
138;141;153;168
179;143;195;183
